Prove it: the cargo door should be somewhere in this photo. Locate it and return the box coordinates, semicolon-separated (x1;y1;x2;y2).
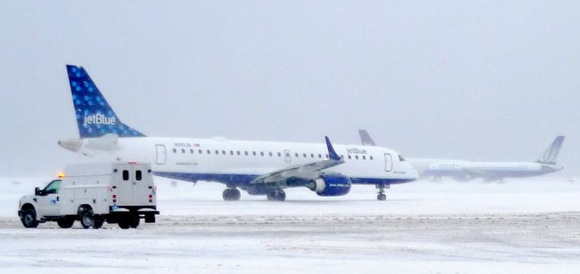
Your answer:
116;167;135;205
131;164;154;205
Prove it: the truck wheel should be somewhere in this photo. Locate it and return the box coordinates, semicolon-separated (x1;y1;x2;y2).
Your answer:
79;209;95;229
118;218;131;229
93;215;104;229
57;217;75;228
129;215;140;229
21;208;39;228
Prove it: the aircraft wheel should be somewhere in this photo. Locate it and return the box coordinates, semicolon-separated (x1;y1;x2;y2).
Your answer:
377;193;387;201
223;189;241;201
267;190;286;201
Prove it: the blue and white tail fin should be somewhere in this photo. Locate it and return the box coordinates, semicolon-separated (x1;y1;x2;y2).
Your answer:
537;136;565;164
66;65;145;138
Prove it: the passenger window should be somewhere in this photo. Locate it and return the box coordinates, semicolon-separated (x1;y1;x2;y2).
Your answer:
253;151;256;156
173;148;177;153
222;150;226;155
363;156;366;160
269;152;273;157
318;154;322;158
245;151;249;156
199;149;203;154
303;153;307;158
311;153;314;158
181;149;185;153
216;150;219;155
370;156;374;160
260;152;264;156
190;149;194;154
399;155;406;161
348;155;352;159
355;155;359;160
123;170;129;181
230;150;234;155
237;151;241;155
207;150;211;155
136;170;142;181
295;153;299;158
278;152;282;157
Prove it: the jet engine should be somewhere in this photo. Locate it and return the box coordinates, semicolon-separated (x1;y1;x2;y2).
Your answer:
308;173;351;197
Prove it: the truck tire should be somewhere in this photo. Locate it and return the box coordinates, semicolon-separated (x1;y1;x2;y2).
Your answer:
118;218;131;229
57;217;75;228
93;215;104;229
79;209;95;229
129;215;140;229
20;208;39;228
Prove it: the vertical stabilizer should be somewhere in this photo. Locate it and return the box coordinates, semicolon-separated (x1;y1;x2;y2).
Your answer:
66;65;145;138
537;136;565;164
359;129;377;146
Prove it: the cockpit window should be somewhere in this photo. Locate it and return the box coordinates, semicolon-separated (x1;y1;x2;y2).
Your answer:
44;180;62;194
399;155;406;161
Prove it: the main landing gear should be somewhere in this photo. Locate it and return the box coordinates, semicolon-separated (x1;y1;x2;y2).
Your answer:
222;188;241;201
267;189;286;201
376;184;389;201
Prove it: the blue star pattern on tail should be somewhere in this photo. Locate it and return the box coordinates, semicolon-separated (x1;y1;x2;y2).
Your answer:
67;65;145;138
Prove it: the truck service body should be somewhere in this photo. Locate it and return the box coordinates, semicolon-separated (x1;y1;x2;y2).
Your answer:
18;162;159;229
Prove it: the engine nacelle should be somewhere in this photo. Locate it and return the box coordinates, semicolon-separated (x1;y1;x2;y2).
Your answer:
309;174;351;197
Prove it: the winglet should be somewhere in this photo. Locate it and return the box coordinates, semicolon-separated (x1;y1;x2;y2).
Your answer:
325;136;341;161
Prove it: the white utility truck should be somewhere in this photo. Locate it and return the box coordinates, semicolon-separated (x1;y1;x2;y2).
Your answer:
18;162;159;229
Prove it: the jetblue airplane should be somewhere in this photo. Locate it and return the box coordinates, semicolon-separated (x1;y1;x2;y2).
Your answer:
58;65;417;201
359;129;565;182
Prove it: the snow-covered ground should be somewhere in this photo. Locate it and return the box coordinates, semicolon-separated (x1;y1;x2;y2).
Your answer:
1;177;580;273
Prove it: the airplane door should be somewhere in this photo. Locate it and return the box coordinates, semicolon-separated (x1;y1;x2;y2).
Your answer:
284;150;291;162
384;153;393;172
156;145;166;165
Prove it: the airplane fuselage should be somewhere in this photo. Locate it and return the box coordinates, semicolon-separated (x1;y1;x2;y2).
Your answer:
61;136;417;194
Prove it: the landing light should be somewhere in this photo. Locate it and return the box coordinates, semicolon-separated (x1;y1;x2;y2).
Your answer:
57;172;65;179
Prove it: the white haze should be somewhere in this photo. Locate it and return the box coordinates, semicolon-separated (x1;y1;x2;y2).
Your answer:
1;1;579;177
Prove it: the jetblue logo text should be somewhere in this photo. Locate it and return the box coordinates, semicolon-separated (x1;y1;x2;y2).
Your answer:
83;114;116;127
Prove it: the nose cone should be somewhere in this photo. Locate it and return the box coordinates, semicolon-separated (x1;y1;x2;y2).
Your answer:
58;138;83;152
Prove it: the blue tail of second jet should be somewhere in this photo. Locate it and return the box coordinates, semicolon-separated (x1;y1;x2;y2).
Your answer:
66;65;145;138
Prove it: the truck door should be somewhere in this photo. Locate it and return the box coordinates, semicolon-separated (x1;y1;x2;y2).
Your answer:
117;164;151;205
36;180;62;217
131;164;153;205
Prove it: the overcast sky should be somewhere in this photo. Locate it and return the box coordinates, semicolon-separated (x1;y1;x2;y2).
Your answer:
1;1;579;177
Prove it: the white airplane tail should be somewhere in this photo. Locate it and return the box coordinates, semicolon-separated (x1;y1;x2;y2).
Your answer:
537;136;565;165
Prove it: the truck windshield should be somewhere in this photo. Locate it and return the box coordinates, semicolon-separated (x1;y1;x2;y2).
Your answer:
43;180;62;194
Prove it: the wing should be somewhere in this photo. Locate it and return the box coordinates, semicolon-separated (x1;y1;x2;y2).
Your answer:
250;136;344;185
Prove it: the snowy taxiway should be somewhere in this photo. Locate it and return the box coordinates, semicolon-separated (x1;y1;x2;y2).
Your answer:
1;177;579;273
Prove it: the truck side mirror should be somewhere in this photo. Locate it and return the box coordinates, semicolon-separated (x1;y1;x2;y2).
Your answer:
35;187;40;196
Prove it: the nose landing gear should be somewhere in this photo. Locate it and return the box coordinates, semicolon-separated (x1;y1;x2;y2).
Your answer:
376;184;389;201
